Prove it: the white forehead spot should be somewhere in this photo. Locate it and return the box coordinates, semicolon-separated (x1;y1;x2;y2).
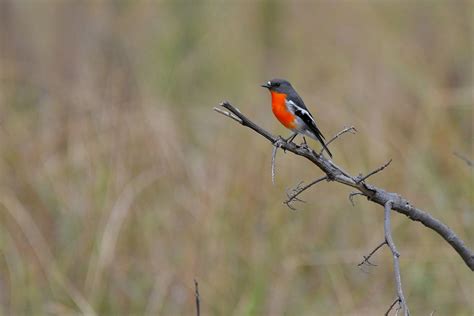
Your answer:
268;81;271;86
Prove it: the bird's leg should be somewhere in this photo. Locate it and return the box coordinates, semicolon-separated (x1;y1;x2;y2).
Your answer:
285;132;298;144
300;136;309;149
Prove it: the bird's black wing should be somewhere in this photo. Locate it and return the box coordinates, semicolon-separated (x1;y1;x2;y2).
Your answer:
287;97;333;157
287;90;311;113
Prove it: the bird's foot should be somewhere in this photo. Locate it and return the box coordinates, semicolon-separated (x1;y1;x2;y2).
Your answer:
299;136;309;149
284;132;298;144
311;148;321;157
300;143;309;150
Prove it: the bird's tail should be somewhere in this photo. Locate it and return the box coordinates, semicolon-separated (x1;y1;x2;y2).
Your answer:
309;126;333;158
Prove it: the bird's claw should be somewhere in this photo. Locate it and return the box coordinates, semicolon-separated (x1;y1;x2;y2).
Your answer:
311;148;321;157
299;142;309;150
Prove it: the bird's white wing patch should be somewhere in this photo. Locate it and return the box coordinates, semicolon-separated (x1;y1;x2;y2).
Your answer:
286;99;314;120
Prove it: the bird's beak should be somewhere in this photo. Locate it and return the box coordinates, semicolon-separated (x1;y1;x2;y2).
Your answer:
261;83;271;89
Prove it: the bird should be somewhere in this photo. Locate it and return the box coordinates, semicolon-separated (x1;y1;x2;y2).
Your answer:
261;78;333;157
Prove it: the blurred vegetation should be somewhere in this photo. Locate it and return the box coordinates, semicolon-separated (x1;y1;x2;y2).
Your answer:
0;1;473;315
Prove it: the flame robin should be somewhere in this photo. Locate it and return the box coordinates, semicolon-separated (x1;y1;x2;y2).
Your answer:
262;78;332;157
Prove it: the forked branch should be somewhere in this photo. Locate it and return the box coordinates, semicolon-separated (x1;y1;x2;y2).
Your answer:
358;240;386;267
214;101;474;271
284;176;328;209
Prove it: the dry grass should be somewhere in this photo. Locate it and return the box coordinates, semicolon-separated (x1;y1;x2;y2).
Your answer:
0;1;472;315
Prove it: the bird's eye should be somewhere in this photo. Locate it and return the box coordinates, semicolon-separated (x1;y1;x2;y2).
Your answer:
274;82;280;87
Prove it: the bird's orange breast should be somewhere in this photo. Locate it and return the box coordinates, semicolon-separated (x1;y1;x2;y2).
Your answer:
270;91;296;129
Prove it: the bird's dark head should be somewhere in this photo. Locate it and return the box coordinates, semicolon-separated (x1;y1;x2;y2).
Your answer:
261;78;293;93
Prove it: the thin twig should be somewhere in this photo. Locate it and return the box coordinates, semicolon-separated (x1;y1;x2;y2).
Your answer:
194;279;200;316
385;298;401;316
284;176;328;209
358;240;387;267
453;151;473;168
272;138;286;184
284;182;306;211
356;159;392;183
348;191;365;206
272;145;278;184
214;101;474;270
213;107;242;124
384;201;409;316
320;126;357;154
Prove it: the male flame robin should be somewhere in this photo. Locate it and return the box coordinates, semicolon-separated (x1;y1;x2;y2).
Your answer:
262;78;333;157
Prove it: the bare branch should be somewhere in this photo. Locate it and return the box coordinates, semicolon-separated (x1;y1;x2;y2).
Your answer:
271;138;287;184
384;201;409;316
358;240;387;267
320;126;357;154
385;298;400;316
272;145;278;185
213;106;242;124
215;101;474;270
194;279;200;316
284;176;328;209
348;191;365;206
453;151;473;168
356;159;393;183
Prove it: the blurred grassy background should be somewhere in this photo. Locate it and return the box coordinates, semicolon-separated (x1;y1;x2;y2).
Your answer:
0;1;473;315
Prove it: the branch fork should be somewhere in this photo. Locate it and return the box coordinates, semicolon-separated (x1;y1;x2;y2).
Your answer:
215;100;473;315
214;101;474;270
